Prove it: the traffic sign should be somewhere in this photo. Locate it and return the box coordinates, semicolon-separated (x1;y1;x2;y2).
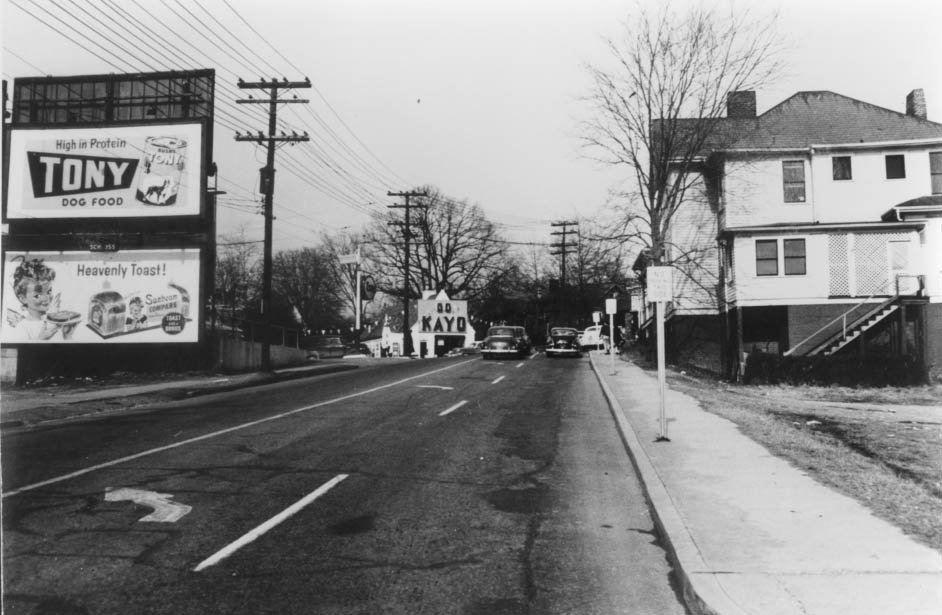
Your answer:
647;266;673;302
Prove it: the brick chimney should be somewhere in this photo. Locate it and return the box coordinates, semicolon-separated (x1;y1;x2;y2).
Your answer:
906;89;927;120
727;91;757;119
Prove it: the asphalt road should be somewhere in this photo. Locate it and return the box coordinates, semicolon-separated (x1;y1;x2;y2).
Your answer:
2;354;688;615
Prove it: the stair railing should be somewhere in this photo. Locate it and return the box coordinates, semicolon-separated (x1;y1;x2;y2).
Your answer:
784;292;883;357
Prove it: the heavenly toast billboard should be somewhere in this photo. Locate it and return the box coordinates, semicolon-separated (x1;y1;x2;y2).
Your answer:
2;249;200;344
5;122;204;219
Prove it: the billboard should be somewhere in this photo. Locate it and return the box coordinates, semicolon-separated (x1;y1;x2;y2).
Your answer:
5;122;205;219
2;249;201;344
417;297;470;335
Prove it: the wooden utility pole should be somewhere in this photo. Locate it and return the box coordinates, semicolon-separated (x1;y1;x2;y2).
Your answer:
388;190;428;357
235;77;310;371
550;220;579;289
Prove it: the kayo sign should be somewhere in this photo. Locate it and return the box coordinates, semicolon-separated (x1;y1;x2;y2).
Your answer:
6;122;204;219
417;298;469;334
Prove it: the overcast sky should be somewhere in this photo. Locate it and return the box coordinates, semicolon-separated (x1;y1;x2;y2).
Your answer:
3;0;941;253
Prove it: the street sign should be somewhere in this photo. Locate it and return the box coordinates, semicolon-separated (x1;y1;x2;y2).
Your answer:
360;275;377;301
339;253;359;265
647;266;673;302
605;298;617;315
592;311;601;324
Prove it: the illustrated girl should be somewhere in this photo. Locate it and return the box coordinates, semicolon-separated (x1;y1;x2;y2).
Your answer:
5;256;76;341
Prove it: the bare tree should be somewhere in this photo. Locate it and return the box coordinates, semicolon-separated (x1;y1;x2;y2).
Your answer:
215;225;261;314
320;230;369;319
366;186;510;301
583;1;783;268
271;248;345;333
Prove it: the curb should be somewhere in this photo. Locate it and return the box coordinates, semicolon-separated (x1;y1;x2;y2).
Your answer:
588;353;744;615
0;363;360;429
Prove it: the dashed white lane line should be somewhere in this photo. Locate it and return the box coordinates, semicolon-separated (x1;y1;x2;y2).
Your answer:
492;375;505;384
194;474;349;571
438;400;468;417
515;362;525;368
2;360;474;499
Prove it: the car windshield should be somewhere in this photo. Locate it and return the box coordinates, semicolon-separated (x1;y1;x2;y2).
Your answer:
488;327;516;337
551;328;576;336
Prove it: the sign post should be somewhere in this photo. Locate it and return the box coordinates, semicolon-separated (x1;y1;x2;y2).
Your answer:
646;266;673;441
605;298;618;375
339;250;361;334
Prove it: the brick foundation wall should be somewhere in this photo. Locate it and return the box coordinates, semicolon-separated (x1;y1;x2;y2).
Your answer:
787;302;874;351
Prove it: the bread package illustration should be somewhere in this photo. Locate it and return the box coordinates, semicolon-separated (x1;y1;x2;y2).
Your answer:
87;283;190;338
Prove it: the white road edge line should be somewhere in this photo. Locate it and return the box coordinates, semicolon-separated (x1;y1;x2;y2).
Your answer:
438;400;468;417
492;376;505;384
2;360;475;499
194;474;349;572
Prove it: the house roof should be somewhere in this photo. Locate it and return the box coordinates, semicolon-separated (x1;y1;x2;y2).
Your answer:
881;194;942;221
721;220;925;237
695;91;942;154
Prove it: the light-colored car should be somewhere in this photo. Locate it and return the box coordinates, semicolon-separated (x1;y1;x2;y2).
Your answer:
578;325;607;350
306;335;347;359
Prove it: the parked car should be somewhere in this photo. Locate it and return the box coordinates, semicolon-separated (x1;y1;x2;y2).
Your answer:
306;335;346;359
446;344;482;357
578;325;607;351
345;343;372;357
545;327;582;358
481;326;531;359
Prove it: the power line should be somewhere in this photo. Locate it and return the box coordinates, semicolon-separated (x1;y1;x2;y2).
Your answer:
235;77;311;370
388;190;429;357
550;220;579;289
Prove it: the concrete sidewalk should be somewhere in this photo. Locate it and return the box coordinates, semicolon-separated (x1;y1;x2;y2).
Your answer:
588;352;942;615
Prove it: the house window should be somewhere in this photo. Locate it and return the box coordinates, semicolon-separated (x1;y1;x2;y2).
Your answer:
832;156;852;180
782;161;806;202
783;239;806;275
930;152;942;194
756;240;778;276
885;154;906;179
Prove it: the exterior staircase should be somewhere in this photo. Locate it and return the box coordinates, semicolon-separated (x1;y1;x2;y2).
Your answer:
786;296;900;358
818;302;899;356
638;302;675;337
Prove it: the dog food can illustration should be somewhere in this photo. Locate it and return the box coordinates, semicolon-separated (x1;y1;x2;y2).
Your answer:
136;137;187;206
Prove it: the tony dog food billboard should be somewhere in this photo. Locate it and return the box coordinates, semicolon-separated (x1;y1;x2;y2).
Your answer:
5;122;204;219
2;249;200;344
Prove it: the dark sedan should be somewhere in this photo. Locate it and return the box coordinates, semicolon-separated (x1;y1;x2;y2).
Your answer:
545;327;582;358
481;325;530;360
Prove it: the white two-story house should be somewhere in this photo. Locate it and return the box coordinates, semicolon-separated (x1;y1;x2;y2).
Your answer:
650;89;942;382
